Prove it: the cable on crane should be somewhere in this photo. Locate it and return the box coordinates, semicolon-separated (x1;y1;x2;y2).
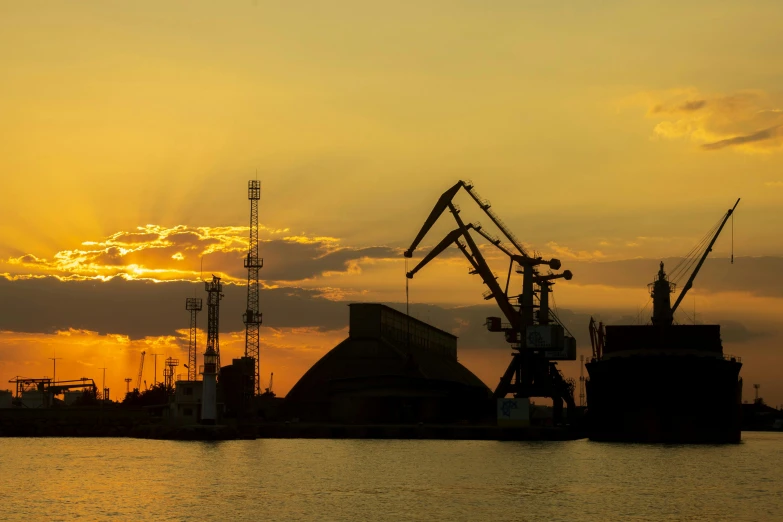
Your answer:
672;219;721;285
731;210;734;264
670;216;722;277
669;216;723;284
669;213;722;280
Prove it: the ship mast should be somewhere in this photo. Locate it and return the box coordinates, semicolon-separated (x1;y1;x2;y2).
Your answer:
650;262;675;326
651;198;740;326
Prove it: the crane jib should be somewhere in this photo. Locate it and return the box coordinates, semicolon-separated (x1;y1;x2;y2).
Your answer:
671;198;740;315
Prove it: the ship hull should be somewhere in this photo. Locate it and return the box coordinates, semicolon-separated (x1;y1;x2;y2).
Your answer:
586;355;742;443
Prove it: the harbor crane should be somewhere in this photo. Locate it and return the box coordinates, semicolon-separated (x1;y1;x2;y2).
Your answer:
404;180;577;417
262;372;275;397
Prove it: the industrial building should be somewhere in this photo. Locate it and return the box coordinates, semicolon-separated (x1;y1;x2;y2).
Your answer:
168;380;204;424
0;390;13;409
285;303;492;424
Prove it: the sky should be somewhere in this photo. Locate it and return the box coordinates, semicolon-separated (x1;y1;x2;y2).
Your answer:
1;1;782;405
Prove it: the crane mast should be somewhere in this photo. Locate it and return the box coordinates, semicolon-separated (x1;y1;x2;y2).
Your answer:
404;180;577;415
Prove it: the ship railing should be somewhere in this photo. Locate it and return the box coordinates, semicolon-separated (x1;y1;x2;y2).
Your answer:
723;354;742;363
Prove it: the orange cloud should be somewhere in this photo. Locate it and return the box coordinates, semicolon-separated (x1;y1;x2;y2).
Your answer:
1;224;401;285
635;88;783;153
545;242;605;261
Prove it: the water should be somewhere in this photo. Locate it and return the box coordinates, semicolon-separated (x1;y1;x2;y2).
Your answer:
1;432;781;521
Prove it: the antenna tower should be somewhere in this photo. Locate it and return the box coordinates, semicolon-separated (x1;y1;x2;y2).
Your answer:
244;180;264;396
205;275;224;371
185;297;203;381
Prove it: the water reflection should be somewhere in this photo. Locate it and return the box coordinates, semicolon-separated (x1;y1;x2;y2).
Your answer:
0;433;780;521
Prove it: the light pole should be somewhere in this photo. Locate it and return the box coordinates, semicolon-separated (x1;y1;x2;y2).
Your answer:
99;367;107;401
151;353;162;386
49;356;62;384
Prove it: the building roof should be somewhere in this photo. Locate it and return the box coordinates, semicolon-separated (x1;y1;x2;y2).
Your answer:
287;302;490;403
349;303;457;339
286;336;490;402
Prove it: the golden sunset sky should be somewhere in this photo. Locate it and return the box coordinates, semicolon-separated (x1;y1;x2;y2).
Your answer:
1;2;782;404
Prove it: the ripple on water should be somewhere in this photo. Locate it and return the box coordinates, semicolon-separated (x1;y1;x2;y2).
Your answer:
0;434;781;521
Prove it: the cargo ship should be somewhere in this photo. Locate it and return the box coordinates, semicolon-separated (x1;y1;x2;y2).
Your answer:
585;200;743;443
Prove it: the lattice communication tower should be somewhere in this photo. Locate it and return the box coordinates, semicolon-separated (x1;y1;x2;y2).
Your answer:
205;275;224;371
185;297;203;381
244;180;264;396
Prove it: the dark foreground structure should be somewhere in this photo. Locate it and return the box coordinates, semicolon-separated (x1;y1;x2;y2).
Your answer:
286;303;492;424
586;201;743;444
586;323;743;443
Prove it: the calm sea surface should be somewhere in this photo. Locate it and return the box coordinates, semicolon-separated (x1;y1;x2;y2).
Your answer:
1;432;781;521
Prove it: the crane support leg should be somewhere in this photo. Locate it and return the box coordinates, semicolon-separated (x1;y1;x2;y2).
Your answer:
494;352;576;422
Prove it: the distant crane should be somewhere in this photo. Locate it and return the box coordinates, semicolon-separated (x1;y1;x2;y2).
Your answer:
135;351;146;392
754;384;761;403
261;372;275;398
404;180;577;417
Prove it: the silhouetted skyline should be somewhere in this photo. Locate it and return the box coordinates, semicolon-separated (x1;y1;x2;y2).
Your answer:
1;2;782;405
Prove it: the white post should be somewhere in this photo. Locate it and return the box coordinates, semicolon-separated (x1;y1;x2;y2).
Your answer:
201;350;218;424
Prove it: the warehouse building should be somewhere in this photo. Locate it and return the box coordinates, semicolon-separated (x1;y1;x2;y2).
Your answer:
286;303;491;424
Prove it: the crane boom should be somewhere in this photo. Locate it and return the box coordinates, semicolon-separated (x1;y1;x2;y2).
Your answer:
471;224;516;258
404;181;463;257
462;180;528;256
406;227;471;279
455;239;480;272
404;179;557;268
407;218;518;325
136;350;146;391
448;204;519;326
671;198;740;315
